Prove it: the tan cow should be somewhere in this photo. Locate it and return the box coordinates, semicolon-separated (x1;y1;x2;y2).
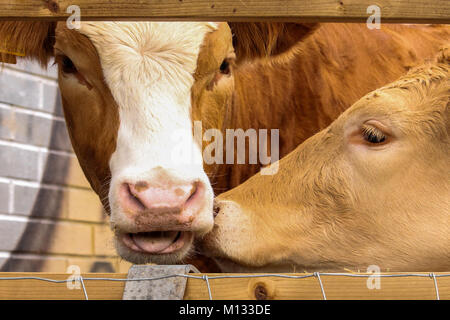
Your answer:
1;22;448;268
200;49;450;272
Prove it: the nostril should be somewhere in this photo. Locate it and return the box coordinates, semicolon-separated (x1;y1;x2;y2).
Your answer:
213;201;221;218
181;181;205;215
127;183;138;200
185;182;199;204
120;183;146;212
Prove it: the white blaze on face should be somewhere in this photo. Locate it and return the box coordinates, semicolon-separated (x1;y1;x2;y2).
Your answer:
78;22;218;223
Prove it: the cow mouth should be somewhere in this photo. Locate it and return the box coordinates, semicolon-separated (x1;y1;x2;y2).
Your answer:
120;231;193;254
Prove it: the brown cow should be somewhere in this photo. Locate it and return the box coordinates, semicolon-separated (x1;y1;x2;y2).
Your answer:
201;48;450;272
1;22;448;268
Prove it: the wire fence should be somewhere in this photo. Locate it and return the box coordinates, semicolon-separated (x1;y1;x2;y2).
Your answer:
1;271;449;300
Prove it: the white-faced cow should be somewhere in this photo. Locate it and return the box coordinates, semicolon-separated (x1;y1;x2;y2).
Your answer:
0;22;448;269
201;48;450;272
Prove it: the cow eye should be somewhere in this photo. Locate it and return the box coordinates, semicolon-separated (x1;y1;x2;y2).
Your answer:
219;59;231;75
60;55;77;74
362;125;386;144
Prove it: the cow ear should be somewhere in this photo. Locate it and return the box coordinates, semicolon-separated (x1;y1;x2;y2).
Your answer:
228;22;318;63
0;21;56;66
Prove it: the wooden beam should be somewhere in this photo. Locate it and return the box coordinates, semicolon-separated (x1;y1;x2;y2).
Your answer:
185;273;450;299
0;0;449;23
0;273;127;300
0;272;448;299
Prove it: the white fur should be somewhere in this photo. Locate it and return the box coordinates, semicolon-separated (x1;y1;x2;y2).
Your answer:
78;22;218;236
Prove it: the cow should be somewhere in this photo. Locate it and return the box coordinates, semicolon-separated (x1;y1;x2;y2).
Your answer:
1;21;448;268
200;48;450;272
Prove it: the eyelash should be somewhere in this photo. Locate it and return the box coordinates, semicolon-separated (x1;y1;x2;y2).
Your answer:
220;58;232;75
361;125;386;144
55;54;78;74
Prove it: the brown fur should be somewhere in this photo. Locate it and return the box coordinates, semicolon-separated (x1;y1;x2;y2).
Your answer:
1;22;448;272
53;25;120;211
2;22;448;198
229;22;318;62
197;23;450;193
0;22;55;66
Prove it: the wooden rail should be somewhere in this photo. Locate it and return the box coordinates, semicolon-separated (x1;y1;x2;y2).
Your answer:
0;272;449;299
0;0;449;23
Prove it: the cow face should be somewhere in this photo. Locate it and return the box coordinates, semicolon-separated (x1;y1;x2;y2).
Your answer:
202;57;450;272
51;22;239;264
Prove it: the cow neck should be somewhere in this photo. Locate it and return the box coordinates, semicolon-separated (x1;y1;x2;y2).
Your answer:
230;54;312;142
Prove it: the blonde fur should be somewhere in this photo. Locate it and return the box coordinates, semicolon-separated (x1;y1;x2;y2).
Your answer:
202;51;450;272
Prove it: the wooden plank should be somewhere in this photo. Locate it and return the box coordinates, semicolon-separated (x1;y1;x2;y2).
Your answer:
0;273;127;300
185;273;450;300
0;0;449;23
0;272;449;300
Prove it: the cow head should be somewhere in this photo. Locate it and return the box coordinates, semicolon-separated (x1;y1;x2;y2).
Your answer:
201;51;450;272
0;21;316;264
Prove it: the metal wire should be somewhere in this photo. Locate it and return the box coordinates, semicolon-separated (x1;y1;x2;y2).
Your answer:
0;272;448;300
314;272;326;300
79;276;88;300
430;273;440;300
202;275;212;300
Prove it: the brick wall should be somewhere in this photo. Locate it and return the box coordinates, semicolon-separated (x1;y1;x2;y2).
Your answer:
0;59;131;273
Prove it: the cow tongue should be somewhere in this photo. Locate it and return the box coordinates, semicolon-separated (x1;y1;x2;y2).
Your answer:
131;231;179;253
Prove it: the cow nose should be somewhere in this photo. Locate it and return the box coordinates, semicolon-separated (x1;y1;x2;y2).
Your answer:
213;200;221;218
120;181;200;213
